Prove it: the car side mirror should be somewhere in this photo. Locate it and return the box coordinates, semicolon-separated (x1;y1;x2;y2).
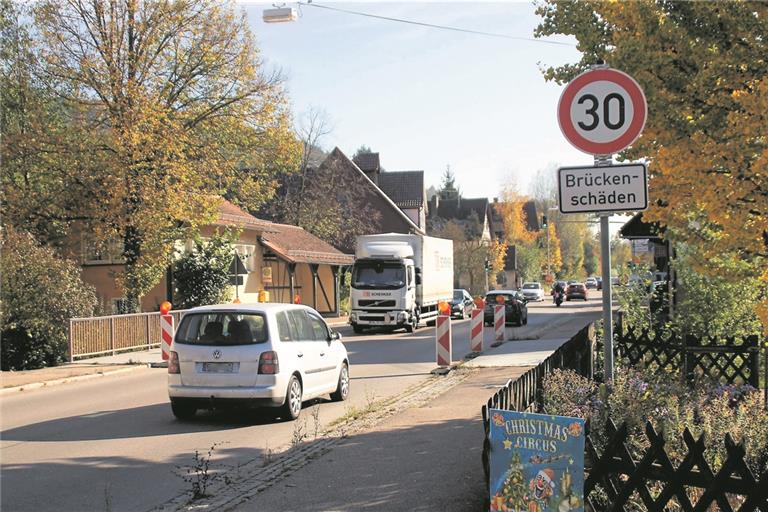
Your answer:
329;330;341;342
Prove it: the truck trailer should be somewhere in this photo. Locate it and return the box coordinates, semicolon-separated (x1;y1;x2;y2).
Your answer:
349;233;453;333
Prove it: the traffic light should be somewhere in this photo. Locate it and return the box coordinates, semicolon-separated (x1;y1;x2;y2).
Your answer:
484;258;490;272
542;215;548;228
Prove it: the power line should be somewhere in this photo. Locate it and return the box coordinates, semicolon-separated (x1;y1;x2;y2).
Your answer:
300;1;575;47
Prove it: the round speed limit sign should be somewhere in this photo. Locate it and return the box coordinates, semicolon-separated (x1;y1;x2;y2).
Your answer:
557;68;647;155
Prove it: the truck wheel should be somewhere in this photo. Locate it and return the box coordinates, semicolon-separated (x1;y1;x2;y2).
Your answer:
352;325;365;334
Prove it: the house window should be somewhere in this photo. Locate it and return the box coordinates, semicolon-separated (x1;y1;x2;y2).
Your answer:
82;236;125;265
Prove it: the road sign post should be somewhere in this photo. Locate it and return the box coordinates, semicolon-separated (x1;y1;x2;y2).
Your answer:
557;64;648;382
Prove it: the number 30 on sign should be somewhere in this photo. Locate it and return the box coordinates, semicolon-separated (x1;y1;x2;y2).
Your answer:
557;68;647;156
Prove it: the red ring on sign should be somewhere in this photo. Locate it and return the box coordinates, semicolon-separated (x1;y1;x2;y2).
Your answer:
557;68;647;155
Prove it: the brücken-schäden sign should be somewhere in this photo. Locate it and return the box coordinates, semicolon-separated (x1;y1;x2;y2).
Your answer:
557;163;647;214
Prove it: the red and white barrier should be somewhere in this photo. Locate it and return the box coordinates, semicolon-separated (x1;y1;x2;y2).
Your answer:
436;313;452;367
470;308;483;352
493;305;505;342
160;314;174;361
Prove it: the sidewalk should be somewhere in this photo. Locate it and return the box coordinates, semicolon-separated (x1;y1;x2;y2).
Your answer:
228;366;526;512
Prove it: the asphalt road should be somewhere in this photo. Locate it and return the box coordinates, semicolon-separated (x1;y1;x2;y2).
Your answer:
0;295;604;512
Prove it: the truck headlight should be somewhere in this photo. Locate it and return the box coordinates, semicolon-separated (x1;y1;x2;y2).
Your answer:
397;311;407;322
350;312;358;323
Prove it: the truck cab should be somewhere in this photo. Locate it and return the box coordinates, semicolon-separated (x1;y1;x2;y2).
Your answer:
348;234;452;334
350;258;416;333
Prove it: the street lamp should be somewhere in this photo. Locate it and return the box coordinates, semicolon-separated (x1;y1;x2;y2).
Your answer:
263;6;298;23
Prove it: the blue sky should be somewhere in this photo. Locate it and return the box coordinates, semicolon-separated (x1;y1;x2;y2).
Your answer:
242;1;595;198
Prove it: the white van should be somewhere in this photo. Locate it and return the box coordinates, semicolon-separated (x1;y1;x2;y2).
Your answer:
168;303;349;421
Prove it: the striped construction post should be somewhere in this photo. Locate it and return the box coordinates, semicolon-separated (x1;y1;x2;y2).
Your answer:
436;313;452;367
493;305;505;342
470;308;483;353
160;314;174;361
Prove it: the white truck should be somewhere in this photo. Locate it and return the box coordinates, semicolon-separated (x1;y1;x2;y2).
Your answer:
349;233;454;333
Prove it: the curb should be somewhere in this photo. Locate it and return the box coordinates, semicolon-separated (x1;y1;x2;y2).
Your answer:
0;364;152;396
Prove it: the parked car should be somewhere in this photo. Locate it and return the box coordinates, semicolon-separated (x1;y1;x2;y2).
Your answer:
596;277;603;291
483;290;528;326
451;289;474;319
168;303;349;421
566;283;588;301
520;282;545;302
585;277;598;289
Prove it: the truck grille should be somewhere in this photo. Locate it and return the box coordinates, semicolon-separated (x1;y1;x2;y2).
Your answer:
358;300;396;307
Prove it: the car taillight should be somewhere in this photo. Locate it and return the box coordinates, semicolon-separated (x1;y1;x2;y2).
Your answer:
168;351;180;374
258;351;279;374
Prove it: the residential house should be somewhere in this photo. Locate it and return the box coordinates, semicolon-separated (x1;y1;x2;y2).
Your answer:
310;148;424;253
73;200;353;316
426;195;494;292
490;199;540;289
353;152;428;231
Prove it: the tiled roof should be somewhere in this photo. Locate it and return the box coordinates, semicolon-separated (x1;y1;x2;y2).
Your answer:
434;197;489;222
620;212;664;240
378;171;424;208
522;201;539;231
353;152;380;173
260;224;354;265
216;199;352;265
330;148;423;234
490;200;539;232
216;200;279;232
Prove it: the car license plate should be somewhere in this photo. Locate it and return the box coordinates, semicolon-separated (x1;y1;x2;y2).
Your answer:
201;362;237;373
368;321;385;326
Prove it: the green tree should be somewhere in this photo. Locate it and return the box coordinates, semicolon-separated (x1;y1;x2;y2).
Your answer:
173;230;238;309
516;243;545;282
1;227;97;370
438;165;460;200
4;0;300;310
583;235;600;277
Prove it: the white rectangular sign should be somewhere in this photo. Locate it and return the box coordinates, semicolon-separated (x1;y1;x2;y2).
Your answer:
558;163;648;214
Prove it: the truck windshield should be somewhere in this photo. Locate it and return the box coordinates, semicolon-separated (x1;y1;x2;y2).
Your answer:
352;263;405;289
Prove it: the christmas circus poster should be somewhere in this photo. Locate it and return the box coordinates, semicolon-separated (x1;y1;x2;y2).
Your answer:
488;409;585;512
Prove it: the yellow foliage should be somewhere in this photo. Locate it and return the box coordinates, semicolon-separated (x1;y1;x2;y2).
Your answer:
536;0;768;331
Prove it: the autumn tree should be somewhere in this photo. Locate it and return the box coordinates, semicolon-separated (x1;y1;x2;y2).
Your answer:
535;0;768;330
430;215;505;295
3;0;300;310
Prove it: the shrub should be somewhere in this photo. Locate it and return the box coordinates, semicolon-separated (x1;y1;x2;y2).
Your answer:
1;227;97;370
541;366;768;477
172;229;237;309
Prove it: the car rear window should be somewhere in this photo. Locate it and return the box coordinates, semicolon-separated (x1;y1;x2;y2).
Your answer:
485;293;515;304
175;313;268;346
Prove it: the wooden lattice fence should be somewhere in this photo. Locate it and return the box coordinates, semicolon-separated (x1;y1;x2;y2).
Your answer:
617;327;762;388
585;419;768;511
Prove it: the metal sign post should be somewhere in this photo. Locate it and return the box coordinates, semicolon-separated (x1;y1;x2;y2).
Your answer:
557;65;648;383
595;155;614;382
